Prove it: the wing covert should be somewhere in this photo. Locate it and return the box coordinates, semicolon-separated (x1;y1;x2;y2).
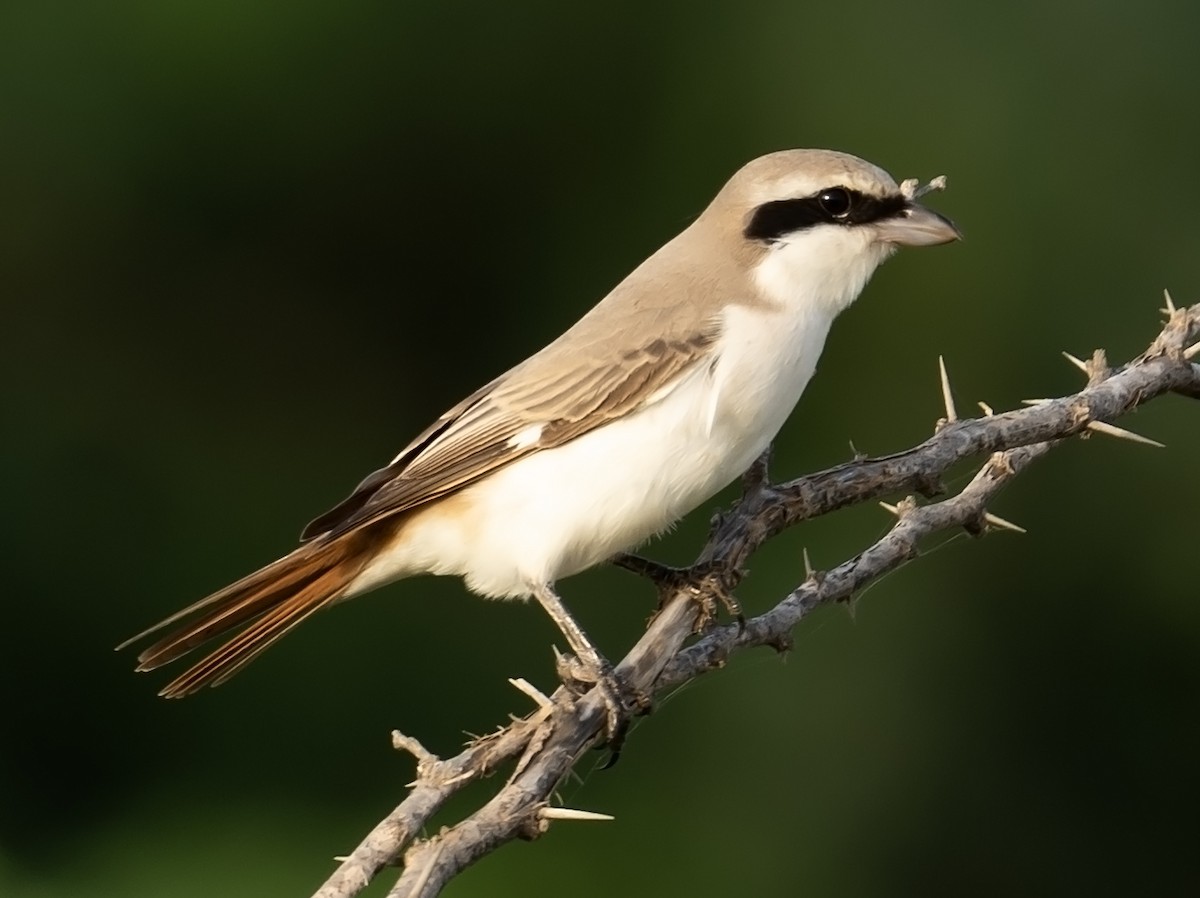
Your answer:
302;330;717;540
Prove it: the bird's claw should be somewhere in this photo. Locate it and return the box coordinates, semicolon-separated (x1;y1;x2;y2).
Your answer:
614;553;744;631
553;649;650;766
689;561;745;633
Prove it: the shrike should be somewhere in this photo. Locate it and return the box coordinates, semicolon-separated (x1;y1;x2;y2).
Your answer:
121;148;959;721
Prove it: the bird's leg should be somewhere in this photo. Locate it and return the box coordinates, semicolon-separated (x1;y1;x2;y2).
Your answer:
529;582;644;756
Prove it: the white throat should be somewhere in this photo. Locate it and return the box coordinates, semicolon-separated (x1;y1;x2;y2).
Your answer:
753;227;895;317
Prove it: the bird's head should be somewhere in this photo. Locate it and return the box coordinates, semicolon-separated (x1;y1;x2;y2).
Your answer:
704;149;960;315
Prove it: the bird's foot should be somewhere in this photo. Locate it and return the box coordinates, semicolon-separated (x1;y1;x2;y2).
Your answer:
554;648;651;767
529;581;650;765
614;553;744;633
688;559;745;633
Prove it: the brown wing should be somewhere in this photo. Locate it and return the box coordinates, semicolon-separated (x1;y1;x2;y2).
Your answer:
302;331;717;540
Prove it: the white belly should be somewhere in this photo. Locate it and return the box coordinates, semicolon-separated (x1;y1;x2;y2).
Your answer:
350;300;835;599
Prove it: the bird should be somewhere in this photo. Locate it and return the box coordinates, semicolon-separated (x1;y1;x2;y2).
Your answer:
120;148;960;726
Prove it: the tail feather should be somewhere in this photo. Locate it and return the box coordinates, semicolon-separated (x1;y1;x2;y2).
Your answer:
157;569;348;698
120;529;383;697
117;549;325;655
133;558;328;671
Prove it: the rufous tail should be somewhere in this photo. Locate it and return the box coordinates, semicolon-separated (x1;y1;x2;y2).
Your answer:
118;529;382;698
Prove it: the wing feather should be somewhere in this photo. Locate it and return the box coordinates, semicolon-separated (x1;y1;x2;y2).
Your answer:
304;329;718;540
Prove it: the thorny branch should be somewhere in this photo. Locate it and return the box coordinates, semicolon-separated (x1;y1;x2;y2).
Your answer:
312;300;1200;898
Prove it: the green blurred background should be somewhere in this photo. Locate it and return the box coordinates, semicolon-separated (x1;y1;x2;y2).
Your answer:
4;1;1199;895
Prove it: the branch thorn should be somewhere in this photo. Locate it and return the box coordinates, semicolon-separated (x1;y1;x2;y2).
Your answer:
879;497;917;519
1162;288;1177;316
984;512;1027;534
977;400;994;417
938;355;958;424
1062;351;1089;375
1085;420;1165;448
539;806;615;822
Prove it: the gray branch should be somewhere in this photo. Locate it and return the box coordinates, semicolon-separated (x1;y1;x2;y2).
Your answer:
311;302;1200;898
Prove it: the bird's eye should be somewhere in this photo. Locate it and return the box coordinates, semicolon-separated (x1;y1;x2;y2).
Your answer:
818;188;852;219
